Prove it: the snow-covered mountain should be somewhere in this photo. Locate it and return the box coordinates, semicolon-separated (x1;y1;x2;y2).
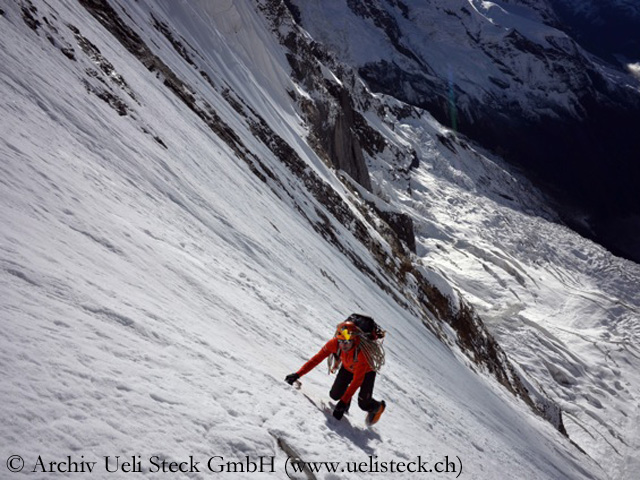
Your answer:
1;0;639;479
287;0;640;263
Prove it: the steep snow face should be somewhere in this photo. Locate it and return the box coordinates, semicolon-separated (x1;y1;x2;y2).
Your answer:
0;1;594;479
1;0;639;479
290;0;640;263
155;0;298;119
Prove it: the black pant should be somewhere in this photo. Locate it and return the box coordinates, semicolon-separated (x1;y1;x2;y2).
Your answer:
329;367;380;412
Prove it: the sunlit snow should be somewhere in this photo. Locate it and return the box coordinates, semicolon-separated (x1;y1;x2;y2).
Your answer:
1;1;639;479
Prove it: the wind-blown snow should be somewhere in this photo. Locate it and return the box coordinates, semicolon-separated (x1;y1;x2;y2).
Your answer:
1;1;639;479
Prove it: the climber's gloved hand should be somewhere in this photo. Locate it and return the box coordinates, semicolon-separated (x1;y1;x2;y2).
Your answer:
284;373;300;385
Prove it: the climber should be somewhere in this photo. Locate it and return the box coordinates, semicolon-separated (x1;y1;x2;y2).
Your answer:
285;314;386;425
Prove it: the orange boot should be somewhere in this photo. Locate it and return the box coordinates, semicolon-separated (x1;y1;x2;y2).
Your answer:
365;400;386;426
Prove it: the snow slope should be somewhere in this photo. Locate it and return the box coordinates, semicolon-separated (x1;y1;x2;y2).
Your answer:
1;1;639;479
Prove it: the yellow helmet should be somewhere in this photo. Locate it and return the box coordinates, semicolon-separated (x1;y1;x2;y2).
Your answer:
335;321;358;341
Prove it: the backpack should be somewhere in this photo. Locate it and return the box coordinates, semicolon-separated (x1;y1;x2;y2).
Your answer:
348;313;385;340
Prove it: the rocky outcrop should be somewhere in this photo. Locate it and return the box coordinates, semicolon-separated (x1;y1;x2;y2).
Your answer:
301;81;373;192
261;0;374;191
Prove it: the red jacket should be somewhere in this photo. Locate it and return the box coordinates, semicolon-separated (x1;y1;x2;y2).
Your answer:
296;337;373;404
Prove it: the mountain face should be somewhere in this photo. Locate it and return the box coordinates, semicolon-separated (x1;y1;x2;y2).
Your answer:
2;1;640;479
287;0;640;262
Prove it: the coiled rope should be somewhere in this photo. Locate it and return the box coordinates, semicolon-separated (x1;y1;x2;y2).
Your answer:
358;334;386;372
